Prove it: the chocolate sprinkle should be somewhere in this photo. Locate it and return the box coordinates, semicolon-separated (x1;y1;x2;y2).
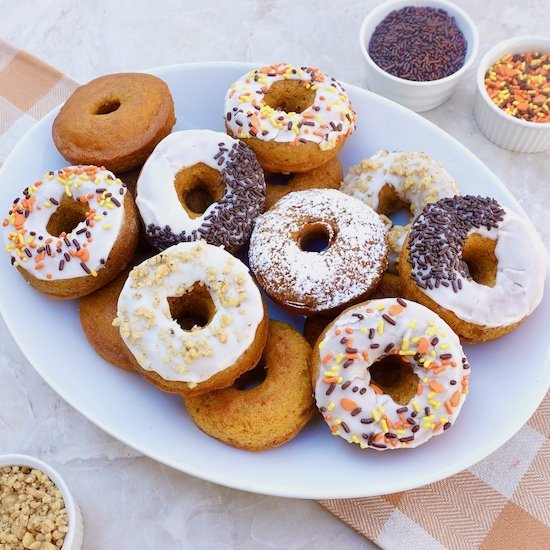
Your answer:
408;196;505;291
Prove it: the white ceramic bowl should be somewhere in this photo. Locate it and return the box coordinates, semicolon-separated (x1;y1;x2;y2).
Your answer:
474;36;550;153
0;454;83;549
359;0;479;112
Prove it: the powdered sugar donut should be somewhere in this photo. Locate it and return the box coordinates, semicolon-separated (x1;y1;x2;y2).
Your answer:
224;63;356;173
400;195;547;342
312;298;470;450
249;189;388;316
341;150;459;271
136;130;265;252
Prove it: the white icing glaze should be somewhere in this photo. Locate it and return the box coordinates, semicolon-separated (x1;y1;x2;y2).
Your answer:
3;166;127;281
419;208;547;327
224;64;355;151
248;189;388;313
314;298;469;450
116;241;264;385
341;150;459;270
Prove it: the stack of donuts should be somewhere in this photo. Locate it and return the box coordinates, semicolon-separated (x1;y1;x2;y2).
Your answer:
2;64;547;453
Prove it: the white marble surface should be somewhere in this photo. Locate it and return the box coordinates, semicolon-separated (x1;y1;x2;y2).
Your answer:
0;1;547;548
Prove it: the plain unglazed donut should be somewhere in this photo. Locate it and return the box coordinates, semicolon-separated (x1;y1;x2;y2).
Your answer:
400;195;547;343
311;298;470;450
183;320;315;451
341;150;459;272
224;63;355;173
263;156;343;211
115;241;268;397
52;72;176;173
249;189;388;316
136;130;265;252
2;165;139;299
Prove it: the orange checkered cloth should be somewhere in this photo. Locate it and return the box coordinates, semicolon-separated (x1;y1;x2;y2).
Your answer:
1;38;549;550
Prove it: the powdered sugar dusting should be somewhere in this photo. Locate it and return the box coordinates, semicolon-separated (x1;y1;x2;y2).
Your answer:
249;189;388;313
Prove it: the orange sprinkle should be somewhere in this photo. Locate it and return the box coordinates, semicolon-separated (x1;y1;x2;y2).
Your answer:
34;262;45;270
370;383;383;395
362;350;369;361
433;365;447;375
429;380;445;393
390;439;398;447
345;327;353;334
416;383;423;396
445;401;454;414
374;433;383;442
325;415;332;422
335;329;342;336
79;195;89;204
383;415;393;429
340;398;358;411
365;308;373;313
323;377;338;384
322;353;333;365
388;304;404;316
451;391;461;407
347;338;354;347
46;274;52;280
330;425;338;432
417;337;430;354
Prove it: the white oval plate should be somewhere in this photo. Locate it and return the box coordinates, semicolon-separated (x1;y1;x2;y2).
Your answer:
0;62;549;499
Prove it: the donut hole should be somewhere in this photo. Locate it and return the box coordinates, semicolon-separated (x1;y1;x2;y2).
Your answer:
461;234;498;287
266;172;295;186
45;194;88;237
168;283;216;331
369;354;419;405
298;222;334;253
233;359;268;391
174;163;224;218
263;80;316;114
378;184;412;226
94;99;121;115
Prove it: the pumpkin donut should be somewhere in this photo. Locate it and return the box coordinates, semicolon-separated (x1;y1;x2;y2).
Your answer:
183;320;315;451
224;63;355;173
53;73;176;173
249;189;388;316
400;195;547;343
263;156;343;211
2;165;139;299
115;241;268;397
312;298;470;450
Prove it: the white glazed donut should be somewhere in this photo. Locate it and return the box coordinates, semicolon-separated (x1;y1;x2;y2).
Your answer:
224;63;355;151
116;241;265;387
3;165;130;281
312;298;470;450
403;195;547;330
248;189;388;315
341;150;459;271
136;129;265;252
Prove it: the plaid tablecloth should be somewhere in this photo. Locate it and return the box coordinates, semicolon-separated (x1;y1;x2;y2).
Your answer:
1;38;548;550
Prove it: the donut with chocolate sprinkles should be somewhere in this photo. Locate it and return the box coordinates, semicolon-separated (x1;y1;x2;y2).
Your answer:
136;130;265;253
400;195;547;342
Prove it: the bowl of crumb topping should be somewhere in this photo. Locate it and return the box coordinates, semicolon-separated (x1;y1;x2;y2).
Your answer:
0;454;83;550
359;0;479;112
474;35;550;153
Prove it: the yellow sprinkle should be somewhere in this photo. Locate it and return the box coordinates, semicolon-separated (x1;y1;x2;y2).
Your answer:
426;326;436;337
401;337;409;351
335;353;344;364
330;364;339;372
44;201;52;208
351;435;360;444
331;430;340;436
440;343;449;350
375;304;385;310
409;319;418;329
336;376;343;384
93;215;102;222
318;340;325;350
429;399;439;407
103;224;112;230
371;409;380;422
424;358;432;368
411;336;419;343
377;319;384;335
360;327;367;334
324;371;334;377
396;429;406;435
399;350;416;356
412;401;420;412
377;405;384;413
91;270;98;277
430;350;436;357
380;419;389;433
327;402;336;412
422;377;428;384
428;391;436;399
423;415;435;421
333;418;342;425
441;417;449;424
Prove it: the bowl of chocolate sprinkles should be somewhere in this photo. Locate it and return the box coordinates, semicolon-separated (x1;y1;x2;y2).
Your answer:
474;35;550;153
359;0;479;112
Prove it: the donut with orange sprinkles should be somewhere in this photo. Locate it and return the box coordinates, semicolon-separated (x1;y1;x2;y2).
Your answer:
311;298;470;450
2;165;139;299
224;63;356;173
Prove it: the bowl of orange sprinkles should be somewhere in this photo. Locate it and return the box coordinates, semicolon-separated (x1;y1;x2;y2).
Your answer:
475;35;550;153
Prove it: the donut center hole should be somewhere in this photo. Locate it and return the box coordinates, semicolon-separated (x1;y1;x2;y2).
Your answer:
94;99;121;115
263;80;316;114
462;234;498;287
266;172;295;186
175;163;224;218
369;354;419;405
298;222;334;253
45;194;88;237
378;184;412;226
233;359;267;391
168;283;216;331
